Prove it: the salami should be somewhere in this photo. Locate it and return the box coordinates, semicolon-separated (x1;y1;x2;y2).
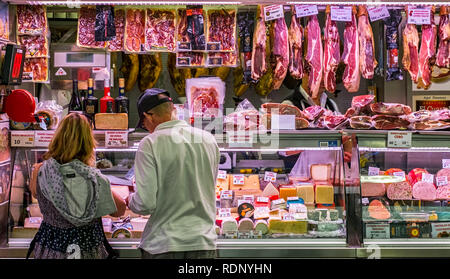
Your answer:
107;9;125;51
17;5;47;35
412;181;436;201
207;9;237;52
77;6;105;49
145;9;176;52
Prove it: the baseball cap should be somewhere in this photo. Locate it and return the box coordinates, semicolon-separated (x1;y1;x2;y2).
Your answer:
136;88;173;129
5;89;37;123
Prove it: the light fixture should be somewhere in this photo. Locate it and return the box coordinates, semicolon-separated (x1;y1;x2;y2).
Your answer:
287;1;450;5
27;0;242;5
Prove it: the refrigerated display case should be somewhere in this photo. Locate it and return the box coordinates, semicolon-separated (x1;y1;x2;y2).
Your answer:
351;130;450;258
4;129;355;258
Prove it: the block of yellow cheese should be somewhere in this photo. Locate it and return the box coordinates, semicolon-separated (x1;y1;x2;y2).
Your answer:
95;113;128;130
311;164;332;182
296;184;315;204
315;185;334;204
279;186;297;202
229;174;260;191
268;219;308;234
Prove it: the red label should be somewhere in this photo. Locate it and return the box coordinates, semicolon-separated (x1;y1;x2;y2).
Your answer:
12;52;23;79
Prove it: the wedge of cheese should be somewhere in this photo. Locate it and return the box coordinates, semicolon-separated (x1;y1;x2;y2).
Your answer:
262;182;279;197
296;184;315;204
315;185;334;204
311;164;332;182
279;186;298;202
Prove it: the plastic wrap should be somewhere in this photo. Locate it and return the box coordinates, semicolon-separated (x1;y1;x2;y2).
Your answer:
124;9;145;52
34;100;63;130
224;99;265;132
237;11;255;83
176;52;205;67
17;5;47;35
94;5;116;42
384;9;403;81
107;9;125;52
186;5;206;51
18;35;49;58
206;9;237;52
77;6;106;49
186;77;225;118
23;57;49;83
145;9;176;52
207;52;238;67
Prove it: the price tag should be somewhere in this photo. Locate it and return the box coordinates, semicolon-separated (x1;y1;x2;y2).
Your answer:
362;198;369;205
220;190;233;200
330;6;352;22
282;214;295;221
28;217;43;224
105;131;128;148
34;130;55;147
294;5;318;18
218;208;232;218
242;195;254;203
367;5;390;22
264;5;284;21
368;167;380;176
271;114;295;130
407;6;431;25
393;171;406;179
365;223;390;239
217;170;227;180
256;196;269;203
387;131;412;148
233;175;245;185
264;171;277;182
422;173;434;184
443;159;450;169
436;176;449;187
11;131;35;147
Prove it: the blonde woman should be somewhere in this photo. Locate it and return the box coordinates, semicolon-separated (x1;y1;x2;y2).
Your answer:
27;113;126;259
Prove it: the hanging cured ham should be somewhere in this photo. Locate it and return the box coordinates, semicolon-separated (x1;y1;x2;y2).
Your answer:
288;9;304;80
358;6;377;79
417;6;437;90
436;6;450;68
272;16;289;90
305;15;323;98
402;7;420;83
251;5;267;81
342;6;360;93
323;5;340;93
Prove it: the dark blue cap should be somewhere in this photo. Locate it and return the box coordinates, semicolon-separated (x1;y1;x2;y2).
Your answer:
136;88;172;129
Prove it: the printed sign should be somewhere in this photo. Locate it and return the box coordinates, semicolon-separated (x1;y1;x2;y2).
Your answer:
393;171;406;179
233;174;245;185
443;159;450;169
294;5;318;18
217;170;227;180
366;223;390;239
34;130;55;147
407;6;432;25
367;6;390;22
264;171;277;182
55;67;67;76
264;5;284;21
227;131;253;148
330;6;352;22
422;173;434;184
11;131;35;147
220;190;233;200
431;222;450;238
387;131;412;148
436;176;449;187
105;131;128;148
368;167;380;176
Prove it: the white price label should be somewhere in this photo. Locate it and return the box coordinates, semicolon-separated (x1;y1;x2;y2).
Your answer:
294;5;318;18
264;171;277;182
443;159;450;169
367;6;390;22
256;196;269;203
436;176;449;187
264;5;285;21
368;167;380;176
282;214;295;221
362;198;369;205
330;6;352;22
220;190;233;200
271;114;295;130
218;208;232;218
217;170;227;180
393;171;406;179
105;131;128;148
11;131;35;147
407;6;431;25
422;173;434;184
387;131;412;148
34;130;55;147
233;175;245;185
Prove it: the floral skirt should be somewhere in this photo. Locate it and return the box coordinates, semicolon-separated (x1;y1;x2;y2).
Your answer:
28;220;115;259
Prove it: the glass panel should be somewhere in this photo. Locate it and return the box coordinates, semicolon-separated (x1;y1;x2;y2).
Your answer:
360;150;450;241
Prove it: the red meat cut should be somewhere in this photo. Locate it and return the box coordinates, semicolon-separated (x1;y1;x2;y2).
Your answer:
251;6;267;81
370;102;412;116
358;6;377;79
436;6;450;68
402;7;420;83
350;116;373;129
417;7;437;90
305;15;323;98
288;11;304;80
342;6;360;93
273;17;290;90
323;6;340;93
372;115;410;130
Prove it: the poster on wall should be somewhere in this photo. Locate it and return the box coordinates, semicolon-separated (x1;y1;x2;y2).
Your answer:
413;66;450;91
0;121;9;164
0;161;10;203
412;95;450;111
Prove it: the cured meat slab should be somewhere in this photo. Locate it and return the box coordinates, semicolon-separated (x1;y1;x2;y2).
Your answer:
18;35;48;58
251;6;267;81
436;6;450;68
412;181;436;201
23;57;48;82
125;9;145;52
272;17;289;90
370;102;412;116
78;6;105;48
145;9;176;52
417;7;437;89
342;6;360;93
402;7;420;83
413;120;450;130
305;15;323;98
323;6;340;93
261;103;307;118
358;6;377;79
387;181;412;200
107;9;125;51
207;9;237;52
17;5;47;35
350;116;372;129
372;115;410;130
288;11;304;80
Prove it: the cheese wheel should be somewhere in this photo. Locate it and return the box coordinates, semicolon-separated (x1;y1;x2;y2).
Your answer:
254;220;269;235
221;218;238;233
238;218;254;232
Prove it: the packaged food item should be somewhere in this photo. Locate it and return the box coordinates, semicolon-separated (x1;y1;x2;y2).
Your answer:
18;35;48;58
254;206;270;219
34;100;63;130
77;6;106;49
186;5;206;51
216;174;230;199
107;8;125;51
206;9;237;52
367;199;391;220
176;52;206;67
207;52;238;67
124;9;145;52
145;9;176;52
223;99;264;132
237;202;254;219
23;57;49;82
185;77;225;118
95;5;116;42
17;5;47;35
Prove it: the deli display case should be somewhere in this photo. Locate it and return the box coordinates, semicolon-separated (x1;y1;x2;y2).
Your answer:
4;129;355;258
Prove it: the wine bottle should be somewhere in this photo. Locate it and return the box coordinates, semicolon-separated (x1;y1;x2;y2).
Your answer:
68;79;83;112
115;78;129;113
79;89;87;111
84;78;98;116
100;79;115;113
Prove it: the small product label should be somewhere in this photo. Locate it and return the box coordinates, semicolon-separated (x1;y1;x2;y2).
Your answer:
264;5;284;21
176;57;191;67
264;171;277;182
220;190;233;200
256;196;269;203
34;130;55;147
294;5;318;18
105;131;128;148
218;208;231;218
233;174;245;185
367;5;390;22
422;173;434;184
177;41;192;51
368;167;380;176
393;171;406;179
11;131;35;147
206;42;221;51
362;198;370;205
217;170;227;180
227;131;253;148
207;56;223;67
436;176;449;187
282;214;295;221
443;159;450;169
407;6;432;25
387;131;412;148
330;6;352;22
365;223;390;239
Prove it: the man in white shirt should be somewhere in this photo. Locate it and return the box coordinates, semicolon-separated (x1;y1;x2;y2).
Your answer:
126;88;220;259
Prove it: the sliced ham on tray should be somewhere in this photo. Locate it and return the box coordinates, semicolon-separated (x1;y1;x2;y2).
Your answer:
357;6;377;80
342;6;360;93
323;5;340;93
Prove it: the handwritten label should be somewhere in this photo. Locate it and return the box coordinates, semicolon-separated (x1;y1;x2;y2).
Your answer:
105;131;128;148
256;196;269;203
217;170;227;180
367;5;390;22
233;174;245;185
443;159;450;169
368;167;380;176
422;173;434;184
264;5;284;21
393;171;406;179
220;190;233;200
294;5;318;18
11;131;35;147
387;131;412;148
271;114;295;130
331;6;352;22
407;6;431;25
282;214;295;221
34;130;55;147
436;176;449;187
218;208;232;218
264;171;277;182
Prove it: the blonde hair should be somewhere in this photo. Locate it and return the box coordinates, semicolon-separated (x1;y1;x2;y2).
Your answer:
43;113;96;166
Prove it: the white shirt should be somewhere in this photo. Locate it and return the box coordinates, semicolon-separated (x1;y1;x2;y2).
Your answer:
128;120;220;255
